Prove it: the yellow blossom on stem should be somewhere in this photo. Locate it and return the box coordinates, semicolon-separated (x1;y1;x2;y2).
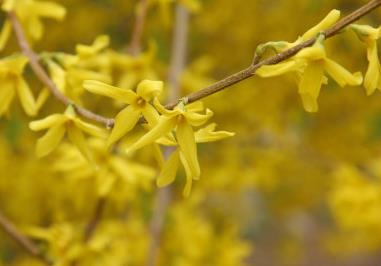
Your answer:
125;100;228;196
0;54;45;117
0;0;66;49
83;79;163;147
351;24;381;95
257;35;363;112
157;123;235;196
29;105;108;163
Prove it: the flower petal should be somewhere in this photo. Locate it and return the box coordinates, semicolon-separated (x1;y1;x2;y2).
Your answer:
0;79;15;116
16;78;37;116
302;9;341;40
0;20;11;51
83;80;138;104
324;58;363;87
184;109;213;127
30;114;67;131
35;125;65;157
32;1;66;20
72;118;108;139
179;151;194;197
76;35;109;58
364;42;380;95
67;124;94;164
176;120;200;179
107;105;141;147
157;149;180;187
298;62;324;112
142;104;160;126
256;60;304;78
47;60;66;93
127;116;176;153
136;80;163;101
195;123;235;143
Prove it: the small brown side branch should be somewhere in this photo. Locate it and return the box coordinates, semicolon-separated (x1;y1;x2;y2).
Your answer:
0;211;52;265
128;0;149;56
166;0;381;109
83;197;107;243
7;11;115;128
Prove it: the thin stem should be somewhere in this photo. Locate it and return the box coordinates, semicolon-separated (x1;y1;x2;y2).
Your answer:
7;0;381;126
0;211;52;265
128;0;149;56
145;5;190;266
83;197;107;243
165;0;381;109
7;11;115;128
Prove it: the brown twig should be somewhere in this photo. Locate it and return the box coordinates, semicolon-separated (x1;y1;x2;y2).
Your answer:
0;211;52;265
7;11;114;128
166;0;381;109
83;197;106;243
127;0;149;56
6;0;381;127
145;5;190;266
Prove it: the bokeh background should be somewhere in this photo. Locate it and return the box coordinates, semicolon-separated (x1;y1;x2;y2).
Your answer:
2;0;381;265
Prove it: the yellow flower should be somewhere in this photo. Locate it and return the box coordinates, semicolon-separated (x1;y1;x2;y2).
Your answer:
84;79;163;147
29;106;108;162
0;54;45;117
255;9;341;57
125;100;230;196
0;0;66;49
257;36;363;112
351;24;381;95
157;123;235;197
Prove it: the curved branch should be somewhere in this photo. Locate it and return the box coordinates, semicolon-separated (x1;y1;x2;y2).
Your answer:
165;0;381;109
7;11;115;128
0;211;52;265
7;0;381;127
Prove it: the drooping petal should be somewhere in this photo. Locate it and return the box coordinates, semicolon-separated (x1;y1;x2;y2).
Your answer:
136;80;163;101
298;61;324;112
29;114;67;131
47;60;66;93
157;149;180;187
302;9;341;40
107;105;141;147
35;125;66;157
83;80;138;104
35;88;50;111
0;20;11;51
185;101;204;112
295;44;326;61
179;151;194;197
184;108;213;127
364;42;380;95
153;97;182;116
126;116;176;153
195;123;235;143
324;58;363;87
67;124;94;164
16;78;37;116
141;104;160;126
72;118;108;139
176;120;200;179
256;60;304;78
0;79;15;116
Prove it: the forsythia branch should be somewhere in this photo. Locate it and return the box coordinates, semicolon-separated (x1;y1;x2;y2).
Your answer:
0;211;52;265
7;11;115;128
128;0;149;55
6;0;381;128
